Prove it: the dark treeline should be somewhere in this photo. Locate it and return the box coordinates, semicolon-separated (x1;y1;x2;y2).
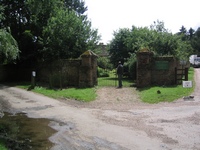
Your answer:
0;0;100;65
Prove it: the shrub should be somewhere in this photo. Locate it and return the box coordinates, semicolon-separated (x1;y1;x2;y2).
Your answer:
97;57;113;70
97;67;109;77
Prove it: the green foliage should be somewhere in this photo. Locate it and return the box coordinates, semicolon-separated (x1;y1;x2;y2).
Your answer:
0;0;100;64
175;37;193;61
0;141;7;150
150;20;169;32
191;27;200;54
0;5;5;21
97;57;113;70
97;67;109;77
109;20;196;69
126;53;137;79
0;29;20;64
0;0;33;63
109;28;132;64
42;8;99;60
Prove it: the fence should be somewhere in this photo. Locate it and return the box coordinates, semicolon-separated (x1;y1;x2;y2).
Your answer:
97;69;134;87
175;67;188;84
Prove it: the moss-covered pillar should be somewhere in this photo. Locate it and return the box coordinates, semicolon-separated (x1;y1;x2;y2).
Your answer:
79;50;98;87
136;49;153;88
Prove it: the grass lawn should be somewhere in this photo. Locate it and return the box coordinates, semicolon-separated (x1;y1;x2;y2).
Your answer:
139;68;195;103
33;87;97;102
16;85;97;102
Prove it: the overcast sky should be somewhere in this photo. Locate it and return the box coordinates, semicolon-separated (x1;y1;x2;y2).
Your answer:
84;0;200;44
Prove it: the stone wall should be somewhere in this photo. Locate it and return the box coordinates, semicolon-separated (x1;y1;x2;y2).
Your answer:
151;57;177;86
38;50;98;88
37;59;81;87
0;50;98;88
136;49;189;88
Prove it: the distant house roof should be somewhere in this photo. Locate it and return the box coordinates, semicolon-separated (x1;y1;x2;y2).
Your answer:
96;43;109;57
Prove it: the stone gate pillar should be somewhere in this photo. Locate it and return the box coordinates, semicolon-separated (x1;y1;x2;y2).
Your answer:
79;50;98;87
136;48;153;88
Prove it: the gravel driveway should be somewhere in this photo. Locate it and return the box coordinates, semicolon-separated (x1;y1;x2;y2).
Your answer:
0;68;200;150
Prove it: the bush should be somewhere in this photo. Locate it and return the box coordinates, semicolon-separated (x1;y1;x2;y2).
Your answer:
125;54;137;79
97;57;113;70
97;67;109;77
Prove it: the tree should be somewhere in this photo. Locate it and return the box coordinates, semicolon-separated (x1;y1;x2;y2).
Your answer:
109;24;173;65
1;0;100;64
150;20;168;33
188;27;195;40
177;25;188;40
0;28;20;64
63;0;88;15
0;0;36;64
191;27;200;54
0;0;31;39
0;6;20;64
42;8;99;61
109;28;132;65
175;37;193;61
179;26;187;34
0;5;4;20
195;27;200;37
109;21;194;68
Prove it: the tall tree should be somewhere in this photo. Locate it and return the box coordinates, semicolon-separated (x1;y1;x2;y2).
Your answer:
109;28;132;65
0;0;31;39
0;0;36;64
109;22;194;67
191;27;200;54
0;28;20;64
177;25;188;40
42;8;99;60
179;25;187;34
150;20;168;33
0;5;20;64
1;0;100;64
188;27;195;40
63;0;87;15
175;37;193;61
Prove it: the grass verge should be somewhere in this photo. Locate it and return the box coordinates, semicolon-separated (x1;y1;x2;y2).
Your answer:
34;87;97;102
139;68;195;103
17;85;97;102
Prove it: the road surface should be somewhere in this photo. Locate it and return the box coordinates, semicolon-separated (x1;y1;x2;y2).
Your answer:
0;68;200;150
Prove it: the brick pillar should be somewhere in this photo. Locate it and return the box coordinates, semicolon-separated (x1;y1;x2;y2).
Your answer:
136;49;153;88
79;50;98;87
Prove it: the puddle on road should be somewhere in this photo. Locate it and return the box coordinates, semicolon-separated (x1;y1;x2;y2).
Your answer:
0;112;56;150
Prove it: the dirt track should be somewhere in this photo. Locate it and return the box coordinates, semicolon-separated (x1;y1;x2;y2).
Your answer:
0;68;200;150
